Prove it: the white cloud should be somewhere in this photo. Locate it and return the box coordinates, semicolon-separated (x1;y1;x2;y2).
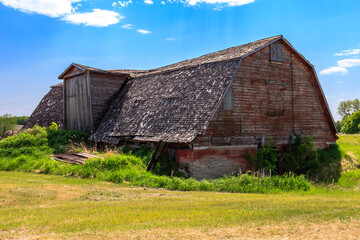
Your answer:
61;9;123;27
186;0;254;6
337;59;360;68
166;38;175;40
0;0;80;17
116;0;132;7
161;1;166;4
112;2;117;7
320;66;348;75
137;29;151;34
336;81;345;84
144;0;154;4
335;49;360;56
122;24;133;29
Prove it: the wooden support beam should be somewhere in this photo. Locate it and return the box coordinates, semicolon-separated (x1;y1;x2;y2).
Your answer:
146;141;167;171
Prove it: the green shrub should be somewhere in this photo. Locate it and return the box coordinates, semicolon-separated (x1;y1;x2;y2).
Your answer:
341;111;360;134
282;136;318;176
247;138;279;175
313;144;342;182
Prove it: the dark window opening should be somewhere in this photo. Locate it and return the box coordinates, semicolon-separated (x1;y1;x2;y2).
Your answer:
270;43;284;62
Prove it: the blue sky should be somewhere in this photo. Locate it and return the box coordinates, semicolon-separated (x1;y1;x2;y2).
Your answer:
0;0;359;120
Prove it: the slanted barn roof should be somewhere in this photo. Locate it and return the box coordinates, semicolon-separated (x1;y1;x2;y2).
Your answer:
22;83;64;130
91;60;240;144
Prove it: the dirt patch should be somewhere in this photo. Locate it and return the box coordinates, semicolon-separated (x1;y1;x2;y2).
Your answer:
2;220;360;240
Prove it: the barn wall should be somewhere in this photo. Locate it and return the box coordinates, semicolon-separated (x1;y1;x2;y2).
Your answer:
89;72;127;130
64;73;92;132
184;40;337;178
194;40;336;149
177;145;256;179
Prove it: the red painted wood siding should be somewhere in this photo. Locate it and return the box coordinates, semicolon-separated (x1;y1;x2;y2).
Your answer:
194;40;336;149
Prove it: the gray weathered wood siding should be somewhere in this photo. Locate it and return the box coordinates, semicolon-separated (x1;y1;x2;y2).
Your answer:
89;72;127;130
64;73;92;132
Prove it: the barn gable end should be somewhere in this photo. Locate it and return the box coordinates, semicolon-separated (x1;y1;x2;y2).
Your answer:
177;39;337;178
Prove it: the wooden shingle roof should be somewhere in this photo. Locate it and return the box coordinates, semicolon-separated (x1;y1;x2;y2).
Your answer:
90;36;290;144
22;83;64;130
91;60;240;144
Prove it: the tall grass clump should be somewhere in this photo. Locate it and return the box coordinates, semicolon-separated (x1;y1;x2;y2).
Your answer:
0;125;311;193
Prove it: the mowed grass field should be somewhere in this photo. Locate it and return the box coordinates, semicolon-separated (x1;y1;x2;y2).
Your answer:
1;171;360;239
0;134;360;239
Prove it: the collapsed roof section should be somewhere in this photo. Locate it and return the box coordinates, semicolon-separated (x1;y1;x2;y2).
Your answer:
91;59;240;144
22;83;64;130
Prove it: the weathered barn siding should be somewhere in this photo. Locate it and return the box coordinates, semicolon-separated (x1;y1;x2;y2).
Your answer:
63;70;128;133
182;40;337;177
89;72;127;130
177;145;256;179
64;73;92;132
194;41;336;149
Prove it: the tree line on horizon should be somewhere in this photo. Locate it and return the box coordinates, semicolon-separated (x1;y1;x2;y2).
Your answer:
0;114;29;136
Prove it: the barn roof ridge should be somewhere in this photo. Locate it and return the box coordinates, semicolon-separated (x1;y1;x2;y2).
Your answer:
111;35;283;78
58;62;130;79
57;35;283;80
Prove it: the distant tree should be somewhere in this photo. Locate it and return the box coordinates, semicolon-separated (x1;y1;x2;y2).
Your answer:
340;111;360;134
338;99;360;120
0;114;17;136
14;116;29;125
335;120;343;132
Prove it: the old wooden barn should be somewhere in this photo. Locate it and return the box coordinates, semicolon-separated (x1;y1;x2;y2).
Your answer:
25;35;337;178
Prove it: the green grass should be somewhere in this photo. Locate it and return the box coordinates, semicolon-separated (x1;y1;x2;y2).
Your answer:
0;171;360;239
337;134;360;163
336;134;360;187
1;132;360;238
0;126;311;194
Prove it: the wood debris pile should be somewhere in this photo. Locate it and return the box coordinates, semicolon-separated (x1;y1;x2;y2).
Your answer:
52;152;102;165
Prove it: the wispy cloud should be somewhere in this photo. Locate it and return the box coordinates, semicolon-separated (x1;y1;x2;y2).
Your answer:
62;9;123;27
336;81;345;84
122;24;134;29
144;0;154;4
113;0;132;7
186;0;254;6
320;66;348;75
337;59;360;68
165;37;175;41
0;0;80;17
137;29;152;34
334;49;360;56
